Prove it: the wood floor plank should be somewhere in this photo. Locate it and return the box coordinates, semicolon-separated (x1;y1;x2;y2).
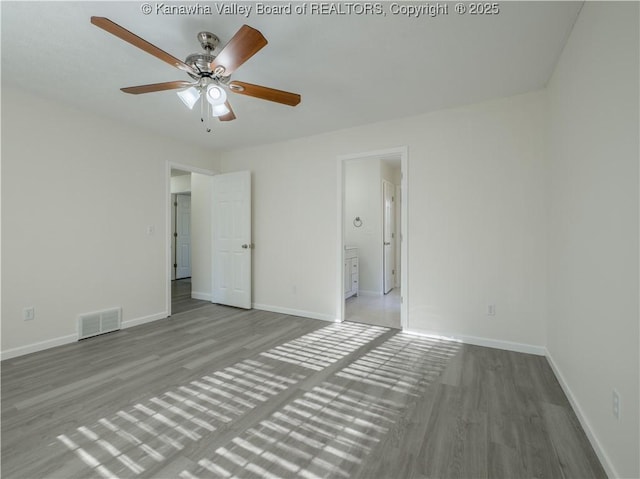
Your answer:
541;401;608;479
487;441;527;479
13;355;159;410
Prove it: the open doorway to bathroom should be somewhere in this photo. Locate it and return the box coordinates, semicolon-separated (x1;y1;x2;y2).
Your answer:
339;150;406;329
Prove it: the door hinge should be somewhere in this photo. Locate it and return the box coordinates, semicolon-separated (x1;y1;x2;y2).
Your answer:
173;263;177;268
392;269;395;275
173;232;178;238
174;201;178;207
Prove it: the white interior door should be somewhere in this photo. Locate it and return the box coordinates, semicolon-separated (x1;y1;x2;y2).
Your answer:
176;194;191;279
383;180;395;294
212;171;252;309
171;194;176;281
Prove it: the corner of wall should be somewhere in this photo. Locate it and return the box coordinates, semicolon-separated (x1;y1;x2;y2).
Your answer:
545;349;618;479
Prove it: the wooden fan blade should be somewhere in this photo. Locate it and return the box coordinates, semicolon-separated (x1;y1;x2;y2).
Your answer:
91;17;197;75
210;25;267;76
121;81;194;95
229;81;301;106
218;101;236;121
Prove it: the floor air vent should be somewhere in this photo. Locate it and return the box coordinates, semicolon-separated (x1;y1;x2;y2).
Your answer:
77;308;122;340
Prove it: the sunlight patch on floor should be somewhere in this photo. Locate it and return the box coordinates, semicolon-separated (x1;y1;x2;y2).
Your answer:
54;322;389;478
261;322;388;370
180;334;460;479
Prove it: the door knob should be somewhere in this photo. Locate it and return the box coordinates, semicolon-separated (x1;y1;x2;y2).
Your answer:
242;244;248;249
384;242;391;246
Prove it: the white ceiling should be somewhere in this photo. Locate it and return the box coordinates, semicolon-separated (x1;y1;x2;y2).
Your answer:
1;1;582;151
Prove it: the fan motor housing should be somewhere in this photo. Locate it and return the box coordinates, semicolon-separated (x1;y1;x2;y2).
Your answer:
185;53;216;77
185;31;222;79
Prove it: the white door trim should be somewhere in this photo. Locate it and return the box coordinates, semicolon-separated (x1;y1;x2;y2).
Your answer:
165;161;217;316
336;146;408;330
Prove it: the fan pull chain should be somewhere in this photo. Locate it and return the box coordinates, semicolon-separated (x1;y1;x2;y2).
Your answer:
199;95;212;133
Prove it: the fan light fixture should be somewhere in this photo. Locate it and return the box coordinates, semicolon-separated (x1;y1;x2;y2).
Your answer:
177;87;199;110
206;84;227;106
212;103;230;116
176;83;229;120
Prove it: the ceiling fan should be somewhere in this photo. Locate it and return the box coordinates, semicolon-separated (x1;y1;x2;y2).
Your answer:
90;17;301;132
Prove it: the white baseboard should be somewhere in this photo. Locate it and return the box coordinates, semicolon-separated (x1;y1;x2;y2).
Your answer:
2;311;169;361
191;291;212;301
546;350;617;479
0;333;77;361
403;327;546;356
122;312;168;329
252;303;338;323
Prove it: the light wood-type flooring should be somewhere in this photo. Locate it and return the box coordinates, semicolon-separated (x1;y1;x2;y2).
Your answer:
2;304;606;478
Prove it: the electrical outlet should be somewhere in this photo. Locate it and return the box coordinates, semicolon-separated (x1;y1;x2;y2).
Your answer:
23;307;35;321
612;389;620;420
487;304;496;316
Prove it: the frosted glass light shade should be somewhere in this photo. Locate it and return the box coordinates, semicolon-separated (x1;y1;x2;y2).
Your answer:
206;85;227;106
177;87;200;109
211;103;230;117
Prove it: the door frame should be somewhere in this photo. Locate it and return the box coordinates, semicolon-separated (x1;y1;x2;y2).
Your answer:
336;146;408;329
165;161;217;316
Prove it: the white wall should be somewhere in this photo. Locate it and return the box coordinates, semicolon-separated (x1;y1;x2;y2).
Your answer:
345;158;383;294
221;89;548;351
190;173;213;301
1;87;218;356
546;3;639;478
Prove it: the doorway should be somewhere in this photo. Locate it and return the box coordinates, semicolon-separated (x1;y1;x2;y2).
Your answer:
337;147;408;329
166;163;216;316
169;169;203;315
